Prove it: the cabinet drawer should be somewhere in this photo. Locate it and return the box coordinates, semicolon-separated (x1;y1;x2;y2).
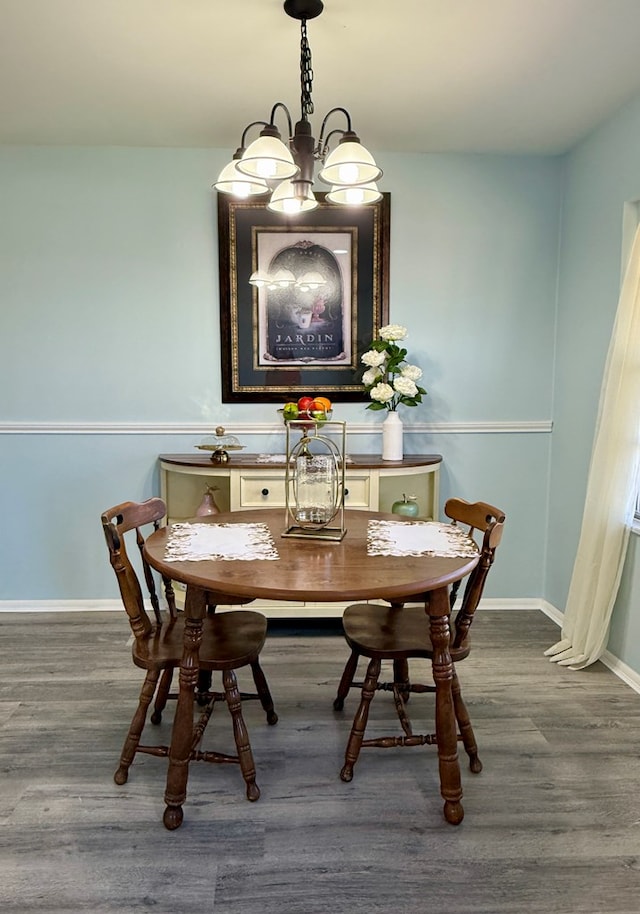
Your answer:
343;475;370;508
239;474;288;507
239;472;369;509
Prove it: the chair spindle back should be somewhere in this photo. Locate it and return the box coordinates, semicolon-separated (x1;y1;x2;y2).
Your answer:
444;497;505;650
101;497;177;639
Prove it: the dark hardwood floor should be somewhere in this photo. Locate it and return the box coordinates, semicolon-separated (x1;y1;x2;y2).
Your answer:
1;610;639;913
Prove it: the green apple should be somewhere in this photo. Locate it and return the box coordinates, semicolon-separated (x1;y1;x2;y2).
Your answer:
282;402;299;421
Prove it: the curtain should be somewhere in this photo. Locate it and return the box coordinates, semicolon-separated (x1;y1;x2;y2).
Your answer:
545;223;640;669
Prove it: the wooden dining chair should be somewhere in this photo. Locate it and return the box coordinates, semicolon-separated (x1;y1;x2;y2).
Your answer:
333;498;505;806
101;497;277;806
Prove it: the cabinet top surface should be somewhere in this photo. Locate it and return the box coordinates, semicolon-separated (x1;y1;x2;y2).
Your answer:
159;453;442;470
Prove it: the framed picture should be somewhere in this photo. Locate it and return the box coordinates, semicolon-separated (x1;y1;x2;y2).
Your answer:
218;192;390;402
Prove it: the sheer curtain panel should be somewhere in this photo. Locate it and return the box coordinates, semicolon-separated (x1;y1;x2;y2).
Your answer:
545;224;640;669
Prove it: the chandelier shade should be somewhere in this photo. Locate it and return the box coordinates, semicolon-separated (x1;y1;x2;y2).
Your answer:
236;133;298;181
325;182;383;205
213;1;382;215
213;159;270;197
267;179;318;214
318;140;383;186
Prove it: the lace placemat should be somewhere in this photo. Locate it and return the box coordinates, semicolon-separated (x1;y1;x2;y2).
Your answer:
367;520;478;558
164;522;280;562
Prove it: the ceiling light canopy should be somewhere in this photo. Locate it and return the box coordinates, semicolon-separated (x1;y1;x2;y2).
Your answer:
213;0;382;215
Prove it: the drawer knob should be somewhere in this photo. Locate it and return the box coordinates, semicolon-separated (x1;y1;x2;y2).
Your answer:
344;488;350;497
261;488;269;496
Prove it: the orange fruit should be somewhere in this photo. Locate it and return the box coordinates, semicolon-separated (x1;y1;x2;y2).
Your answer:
313;396;332;412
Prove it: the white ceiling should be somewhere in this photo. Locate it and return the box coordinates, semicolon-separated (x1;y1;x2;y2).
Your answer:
2;0;640;155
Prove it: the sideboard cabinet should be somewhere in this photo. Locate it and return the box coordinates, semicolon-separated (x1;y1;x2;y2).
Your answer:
158;452;442;617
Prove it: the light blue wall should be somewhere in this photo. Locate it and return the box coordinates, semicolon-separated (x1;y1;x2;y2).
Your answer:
0;147;224;423
0;147;561;603
547;92;640;673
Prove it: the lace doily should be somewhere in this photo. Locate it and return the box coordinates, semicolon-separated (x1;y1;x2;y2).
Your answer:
256;454;291;463
164;522;280;562
255;453;352;464
367;520;478;558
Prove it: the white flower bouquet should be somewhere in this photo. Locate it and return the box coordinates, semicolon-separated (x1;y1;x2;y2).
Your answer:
361;324;427;412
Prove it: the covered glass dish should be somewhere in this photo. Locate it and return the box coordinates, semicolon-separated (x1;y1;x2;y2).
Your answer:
196;426;245;463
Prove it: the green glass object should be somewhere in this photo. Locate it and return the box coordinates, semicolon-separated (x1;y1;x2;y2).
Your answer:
391;493;419;518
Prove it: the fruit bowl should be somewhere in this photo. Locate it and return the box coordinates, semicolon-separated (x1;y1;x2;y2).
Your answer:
279;396;333;426
278;408;333;426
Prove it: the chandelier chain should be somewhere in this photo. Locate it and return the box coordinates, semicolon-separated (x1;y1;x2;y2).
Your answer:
300;19;314;119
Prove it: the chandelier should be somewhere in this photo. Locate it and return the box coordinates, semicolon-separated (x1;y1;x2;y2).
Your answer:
213;0;382;215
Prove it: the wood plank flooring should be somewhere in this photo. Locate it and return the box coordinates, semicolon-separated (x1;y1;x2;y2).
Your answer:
1;610;639;914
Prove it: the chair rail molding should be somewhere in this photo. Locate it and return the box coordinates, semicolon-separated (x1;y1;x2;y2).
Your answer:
1;420;553;436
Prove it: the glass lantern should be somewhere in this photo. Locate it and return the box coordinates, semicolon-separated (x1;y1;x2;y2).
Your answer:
283;419;347;541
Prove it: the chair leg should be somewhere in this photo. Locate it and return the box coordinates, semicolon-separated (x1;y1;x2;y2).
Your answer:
114;669;160;785
333;648;360;711
150;667;173;724
223;668;260;802
195;603;219;704
452;669;482;773
250;659;278;725
393;658;411;701
340;657;381;782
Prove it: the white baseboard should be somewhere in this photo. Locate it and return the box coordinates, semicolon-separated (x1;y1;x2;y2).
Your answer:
0;599;122;613
539;599;564;626
539;600;640;695
598;653;640;694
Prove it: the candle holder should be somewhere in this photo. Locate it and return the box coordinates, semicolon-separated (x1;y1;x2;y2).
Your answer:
283;419;347;541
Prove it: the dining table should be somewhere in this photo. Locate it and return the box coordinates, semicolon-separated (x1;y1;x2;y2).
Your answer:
143;507;480;828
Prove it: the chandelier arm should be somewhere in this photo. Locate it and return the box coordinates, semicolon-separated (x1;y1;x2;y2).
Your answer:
317;107;353;150
268;102;294;138
319;127;348;159
239;121;271;149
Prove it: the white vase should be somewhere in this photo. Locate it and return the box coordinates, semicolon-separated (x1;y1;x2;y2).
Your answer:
382;411;403;461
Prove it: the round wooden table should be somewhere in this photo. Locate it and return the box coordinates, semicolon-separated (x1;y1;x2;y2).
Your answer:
144;508;479;827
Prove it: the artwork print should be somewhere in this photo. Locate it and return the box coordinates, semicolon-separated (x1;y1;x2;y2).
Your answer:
255;230;353;367
218;193;390;402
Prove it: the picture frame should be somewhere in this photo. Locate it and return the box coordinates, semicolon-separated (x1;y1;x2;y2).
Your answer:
217;192;390;403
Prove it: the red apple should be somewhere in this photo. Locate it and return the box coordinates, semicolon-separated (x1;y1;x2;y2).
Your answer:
297;396;315;413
